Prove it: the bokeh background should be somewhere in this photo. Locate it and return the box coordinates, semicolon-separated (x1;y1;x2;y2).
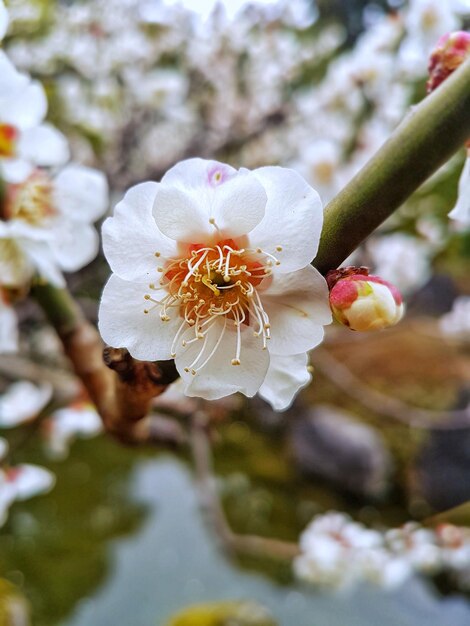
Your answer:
1;0;470;624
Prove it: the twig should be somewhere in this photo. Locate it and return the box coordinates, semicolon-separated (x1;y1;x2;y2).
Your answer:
0;354;80;404
31;283;184;446
190;412;299;562
314;346;470;430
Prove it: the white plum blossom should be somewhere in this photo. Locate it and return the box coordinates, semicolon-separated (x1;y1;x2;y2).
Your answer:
290;140;343;204
367;233;432;294
386;523;442;574
0;51;69;183
295;513;470;591
43;401;103;459
0;164;109;288
0;463;55;528
399;0;460;77
6;463;55;500
439;296;470;340
99;158;331;407
258;353;312;410
448;153;470;225
0;381;52;427
294;512;387;590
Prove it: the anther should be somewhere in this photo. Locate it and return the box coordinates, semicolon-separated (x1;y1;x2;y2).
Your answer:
276;246;283;252
155;251;161;257
231;359;241;366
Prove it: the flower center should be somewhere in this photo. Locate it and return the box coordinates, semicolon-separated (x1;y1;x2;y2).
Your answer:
144;238;282;370
0;124;18;158
4;171;56;226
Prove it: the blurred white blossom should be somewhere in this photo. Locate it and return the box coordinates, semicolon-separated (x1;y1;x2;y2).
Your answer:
1;164;108;287
43;401;102;460
0;51;69;183
0;464;55;527
439;296;470;340
295;513;470;591
367;234;432;294
448;154;470;225
0;381;52;427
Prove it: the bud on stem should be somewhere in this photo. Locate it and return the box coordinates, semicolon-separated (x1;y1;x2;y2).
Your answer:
327;267;404;332
427;31;470;94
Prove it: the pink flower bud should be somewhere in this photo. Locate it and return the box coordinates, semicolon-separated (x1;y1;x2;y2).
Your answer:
329;272;404;332
427;31;470;94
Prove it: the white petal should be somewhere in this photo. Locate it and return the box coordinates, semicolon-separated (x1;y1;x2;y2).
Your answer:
0;81;47;130
161;157;237;190
0;300;18;354
49;220;99;272
262;265;332;355
18;123;70;167
8;464;55;500
102;182;177;282
175;318;269;400
0;3;9;41
258;353;311;411
211;172;266;238
153;184;210;242
0;381;52;428
0;51;26;94
45;403;102;459
1;158;34;183
98;273;182;361
155;159;266;241
22;240;65;287
53;164;109;223
448;157;470;224
248;166;324;273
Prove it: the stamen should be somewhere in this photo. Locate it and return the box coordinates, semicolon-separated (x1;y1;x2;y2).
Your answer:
150;238;275;368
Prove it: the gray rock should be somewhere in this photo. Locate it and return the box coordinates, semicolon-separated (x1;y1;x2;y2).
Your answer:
289;404;393;498
414;427;470;511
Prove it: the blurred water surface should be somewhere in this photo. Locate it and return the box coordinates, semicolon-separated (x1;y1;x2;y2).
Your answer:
1;436;469;626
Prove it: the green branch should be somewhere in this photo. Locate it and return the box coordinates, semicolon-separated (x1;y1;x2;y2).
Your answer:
313;57;470;275
31;283;84;336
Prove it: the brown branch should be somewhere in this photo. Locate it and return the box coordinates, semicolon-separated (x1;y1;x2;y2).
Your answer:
190;411;300;562
31;283;185;446
314;346;470;430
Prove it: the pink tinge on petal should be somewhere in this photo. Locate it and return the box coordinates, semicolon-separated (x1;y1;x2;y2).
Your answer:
331;274;403;306
329;279;359;310
207;163;235;187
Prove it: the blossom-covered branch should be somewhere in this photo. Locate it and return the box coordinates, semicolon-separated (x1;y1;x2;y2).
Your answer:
314;56;470;274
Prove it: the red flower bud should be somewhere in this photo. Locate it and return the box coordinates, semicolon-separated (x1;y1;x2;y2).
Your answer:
427;31;470;94
329;272;404;332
